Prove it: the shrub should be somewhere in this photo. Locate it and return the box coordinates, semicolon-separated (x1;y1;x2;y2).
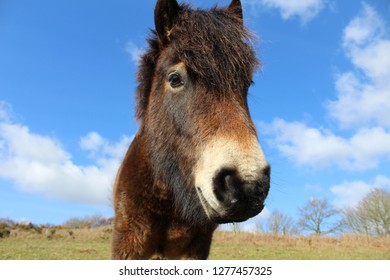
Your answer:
63;215;114;229
0;224;11;238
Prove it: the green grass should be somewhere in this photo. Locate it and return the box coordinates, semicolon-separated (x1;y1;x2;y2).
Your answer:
0;239;110;260
0;227;111;260
1;227;389;260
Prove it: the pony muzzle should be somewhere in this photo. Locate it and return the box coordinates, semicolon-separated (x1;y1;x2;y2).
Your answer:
194;137;270;223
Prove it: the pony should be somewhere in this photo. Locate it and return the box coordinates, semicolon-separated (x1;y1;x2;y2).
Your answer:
111;0;270;260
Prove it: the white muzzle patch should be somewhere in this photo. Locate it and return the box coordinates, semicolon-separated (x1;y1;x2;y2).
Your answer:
194;136;268;219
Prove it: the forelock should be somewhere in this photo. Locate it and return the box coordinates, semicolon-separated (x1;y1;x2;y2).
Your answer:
170;5;259;92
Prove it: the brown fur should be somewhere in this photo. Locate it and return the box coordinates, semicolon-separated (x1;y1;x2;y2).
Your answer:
111;0;264;260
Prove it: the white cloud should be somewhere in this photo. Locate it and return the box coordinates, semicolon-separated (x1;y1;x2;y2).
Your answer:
79;132;105;152
80;132;131;162
328;72;390;129
331;175;390;208
244;0;325;23
343;4;385;48
260;119;390;170
0;105;132;206
326;4;390;129
125;41;145;65
260;119;348;168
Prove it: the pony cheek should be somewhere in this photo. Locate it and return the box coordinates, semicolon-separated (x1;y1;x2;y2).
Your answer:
164;88;197;136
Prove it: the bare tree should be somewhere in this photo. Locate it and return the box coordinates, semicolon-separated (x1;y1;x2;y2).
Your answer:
298;198;340;235
342;188;390;237
267;210;298;235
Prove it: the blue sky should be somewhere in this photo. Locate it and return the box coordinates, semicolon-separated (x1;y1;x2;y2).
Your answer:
1;0;389;230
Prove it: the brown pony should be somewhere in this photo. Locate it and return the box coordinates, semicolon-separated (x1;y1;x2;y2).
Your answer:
111;0;270;260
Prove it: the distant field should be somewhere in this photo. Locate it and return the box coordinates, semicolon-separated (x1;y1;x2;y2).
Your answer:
0;227;389;260
210;231;390;260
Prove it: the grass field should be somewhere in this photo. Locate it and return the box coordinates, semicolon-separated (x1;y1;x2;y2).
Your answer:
0;227;389;260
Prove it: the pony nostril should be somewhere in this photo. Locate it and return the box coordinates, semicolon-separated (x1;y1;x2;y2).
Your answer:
224;173;236;191
213;168;238;202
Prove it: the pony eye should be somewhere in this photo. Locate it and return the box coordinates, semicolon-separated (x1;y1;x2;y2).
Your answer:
168;72;184;88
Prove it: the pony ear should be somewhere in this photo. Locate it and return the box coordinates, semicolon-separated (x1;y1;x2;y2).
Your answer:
154;0;180;45
227;0;243;20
